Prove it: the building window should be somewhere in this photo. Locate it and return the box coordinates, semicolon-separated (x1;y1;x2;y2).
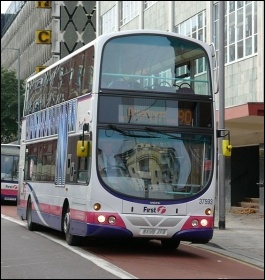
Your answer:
174;11;206;75
143;1;157;10
120;1;139;26
101;6;116;34
174;10;206;43
213;1;257;64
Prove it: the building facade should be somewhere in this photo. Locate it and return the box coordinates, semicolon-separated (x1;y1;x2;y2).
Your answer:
1;1;96;79
1;1;264;211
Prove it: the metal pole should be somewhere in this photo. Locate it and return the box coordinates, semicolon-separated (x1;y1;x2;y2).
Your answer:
218;1;225;229
17;48;21;145
2;48;21;144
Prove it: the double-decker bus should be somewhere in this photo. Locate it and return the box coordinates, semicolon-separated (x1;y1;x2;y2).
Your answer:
1;143;20;202
17;30;231;248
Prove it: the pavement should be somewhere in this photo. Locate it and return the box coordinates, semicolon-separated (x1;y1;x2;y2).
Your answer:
191;209;264;270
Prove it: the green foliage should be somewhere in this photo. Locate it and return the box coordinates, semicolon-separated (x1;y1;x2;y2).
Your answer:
1;66;24;143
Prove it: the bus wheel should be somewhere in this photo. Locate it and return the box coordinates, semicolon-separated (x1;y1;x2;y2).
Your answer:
26;198;38;231
63;207;81;246
161;239;180;250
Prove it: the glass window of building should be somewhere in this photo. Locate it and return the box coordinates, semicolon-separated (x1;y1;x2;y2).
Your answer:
213;1;257;64
174;11;207;75
143;1;157;10
101;6;116;34
120;1;139;26
175;10;206;43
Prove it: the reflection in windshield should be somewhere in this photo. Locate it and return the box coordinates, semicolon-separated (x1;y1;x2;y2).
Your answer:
97;129;213;200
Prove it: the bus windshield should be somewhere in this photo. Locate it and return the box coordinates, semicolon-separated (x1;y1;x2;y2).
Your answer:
97;128;213;200
1;154;19;181
1;144;20;202
101;34;211;95
1;145;20;181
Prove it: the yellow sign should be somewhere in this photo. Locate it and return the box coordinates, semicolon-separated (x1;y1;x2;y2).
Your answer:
36;30;51;44
35;1;51;8
36;66;47;73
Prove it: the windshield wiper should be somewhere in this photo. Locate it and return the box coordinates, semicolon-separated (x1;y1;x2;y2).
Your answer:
109;124;157;138
145;127;211;143
145;127;183;140
109;124;129;136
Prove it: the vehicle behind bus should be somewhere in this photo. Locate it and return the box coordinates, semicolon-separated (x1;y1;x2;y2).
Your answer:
1;144;20;202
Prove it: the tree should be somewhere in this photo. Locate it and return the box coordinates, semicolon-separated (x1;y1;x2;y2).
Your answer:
1;66;24;143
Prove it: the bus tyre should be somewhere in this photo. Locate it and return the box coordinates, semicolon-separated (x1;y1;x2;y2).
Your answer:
63;207;81;246
27;198;38;231
161;239;180;250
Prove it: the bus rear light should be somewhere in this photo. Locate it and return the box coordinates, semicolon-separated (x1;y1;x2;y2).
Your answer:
108;216;116;224
93;203;101;210
191;219;199;227
205;208;211;215
200;219;208;227
97;215;106;223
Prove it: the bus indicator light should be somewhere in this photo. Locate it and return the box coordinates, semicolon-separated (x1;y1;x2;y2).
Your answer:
93;203;101;210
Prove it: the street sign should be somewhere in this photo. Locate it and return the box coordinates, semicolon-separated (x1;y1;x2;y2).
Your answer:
36;30;51;44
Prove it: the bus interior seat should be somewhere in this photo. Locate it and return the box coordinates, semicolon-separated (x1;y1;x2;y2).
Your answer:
153;85;175;93
159;86;175;93
108;81;130;90
176;87;195;94
130;82;141;90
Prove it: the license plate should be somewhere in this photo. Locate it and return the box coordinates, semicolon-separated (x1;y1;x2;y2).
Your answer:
140;228;167;236
4;197;16;201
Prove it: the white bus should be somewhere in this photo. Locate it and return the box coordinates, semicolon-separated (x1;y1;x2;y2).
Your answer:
1;143;20;202
17;30;231;248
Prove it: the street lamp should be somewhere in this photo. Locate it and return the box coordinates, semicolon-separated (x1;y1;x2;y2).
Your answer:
3;47;21;144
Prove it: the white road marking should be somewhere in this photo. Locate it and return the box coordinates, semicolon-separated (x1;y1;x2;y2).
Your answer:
1;214;138;279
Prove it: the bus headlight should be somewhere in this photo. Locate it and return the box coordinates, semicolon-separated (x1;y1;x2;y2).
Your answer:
200;219;208;227
191;219;199;227
97;215;106;223
108;216;116;225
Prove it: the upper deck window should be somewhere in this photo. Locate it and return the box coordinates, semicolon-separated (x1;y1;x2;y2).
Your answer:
100;34;211;96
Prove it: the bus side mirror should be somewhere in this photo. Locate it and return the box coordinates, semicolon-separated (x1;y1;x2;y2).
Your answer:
77;141;89;157
77;123;90;157
222;139;232;157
